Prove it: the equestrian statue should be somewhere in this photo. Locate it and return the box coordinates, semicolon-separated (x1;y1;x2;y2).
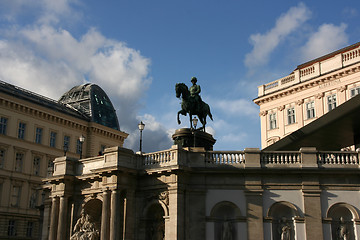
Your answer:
175;77;213;131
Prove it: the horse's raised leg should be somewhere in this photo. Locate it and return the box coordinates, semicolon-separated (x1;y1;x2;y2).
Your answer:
177;110;182;124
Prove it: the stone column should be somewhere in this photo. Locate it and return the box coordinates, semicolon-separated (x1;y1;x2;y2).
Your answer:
245;190;264;240
41;199;51;240
49;196;59;240
101;189;110;240
123;190;135;240
110;189;120;240
303;190;323;239
57;195;68;240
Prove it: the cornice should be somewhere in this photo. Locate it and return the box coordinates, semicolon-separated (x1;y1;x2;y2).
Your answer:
254;64;360;105
0;96;88;131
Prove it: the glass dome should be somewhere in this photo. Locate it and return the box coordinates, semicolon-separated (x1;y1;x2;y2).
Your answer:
59;83;120;130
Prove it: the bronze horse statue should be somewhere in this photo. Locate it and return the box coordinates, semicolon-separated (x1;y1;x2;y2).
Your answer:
175;83;213;131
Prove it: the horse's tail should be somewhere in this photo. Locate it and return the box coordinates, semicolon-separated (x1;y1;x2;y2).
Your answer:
208;106;213;121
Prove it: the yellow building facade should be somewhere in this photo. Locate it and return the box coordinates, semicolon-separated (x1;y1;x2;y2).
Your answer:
254;42;360;149
0;80;127;239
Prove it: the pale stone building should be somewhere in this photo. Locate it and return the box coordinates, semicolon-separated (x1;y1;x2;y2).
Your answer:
44;137;360;240
254;42;360;149
0;80;127;239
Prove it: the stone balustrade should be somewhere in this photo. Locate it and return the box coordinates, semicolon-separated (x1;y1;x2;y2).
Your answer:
49;147;360;177
257;45;360;97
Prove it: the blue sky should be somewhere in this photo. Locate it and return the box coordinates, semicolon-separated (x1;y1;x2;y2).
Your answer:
1;0;360;152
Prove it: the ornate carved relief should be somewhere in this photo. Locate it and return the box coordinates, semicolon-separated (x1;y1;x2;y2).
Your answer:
315;93;324;99
70;209;100;240
277;105;285;111
296;99;304;106
146;190;169;206
259;111;268;117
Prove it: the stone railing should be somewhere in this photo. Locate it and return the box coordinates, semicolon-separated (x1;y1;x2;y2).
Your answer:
142;148;181;166
261;151;301;165
205;151;245;165
257;45;360;97
343;46;360;66
48;147;360;178
317;151;359;165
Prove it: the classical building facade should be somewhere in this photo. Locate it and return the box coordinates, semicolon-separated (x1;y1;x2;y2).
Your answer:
44;145;360;240
0;80;128;239
254;42;360;149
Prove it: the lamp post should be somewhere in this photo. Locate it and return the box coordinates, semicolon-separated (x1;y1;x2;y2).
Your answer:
138;121;145;153
79;135;85;159
63;144;68;156
192;117;198;147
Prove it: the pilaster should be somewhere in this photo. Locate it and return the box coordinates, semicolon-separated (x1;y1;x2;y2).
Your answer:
303;190;323;239
167;186;185;240
245;190;264;240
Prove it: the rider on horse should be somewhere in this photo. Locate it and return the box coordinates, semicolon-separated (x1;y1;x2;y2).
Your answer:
189;77;202;112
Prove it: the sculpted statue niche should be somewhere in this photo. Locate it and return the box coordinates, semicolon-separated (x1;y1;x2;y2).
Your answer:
175;77;213;131
70;209;99;240
278;217;291;240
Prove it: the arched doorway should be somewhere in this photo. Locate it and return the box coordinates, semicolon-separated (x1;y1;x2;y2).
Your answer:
145;203;165;240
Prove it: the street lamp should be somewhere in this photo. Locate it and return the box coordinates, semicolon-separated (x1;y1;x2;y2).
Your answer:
138;121;145;153
192;117;198;129
79;135;85;159
192;117;198;147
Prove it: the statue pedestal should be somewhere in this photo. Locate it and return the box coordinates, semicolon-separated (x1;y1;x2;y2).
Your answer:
172;128;216;151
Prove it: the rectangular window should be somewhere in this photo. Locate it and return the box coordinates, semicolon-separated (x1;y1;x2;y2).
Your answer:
0;149;5;168
327;94;337;111
50;131;57;148
7;220;16;236
18;122;26;139
26;222;34;237
269;113;277;130
350;87;360;97
306;101;315;119
29;188;38;208
11;186;21;207
33;156;40;175
35;127;43;144
0;117;7;135
63;135;70;152
15;153;23;172
287;107;295;125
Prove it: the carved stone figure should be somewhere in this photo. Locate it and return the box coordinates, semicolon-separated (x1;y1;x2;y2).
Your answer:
175;78;213;131
337;217;349;240
278;217;291;240
221;220;232;240
70;209;99;240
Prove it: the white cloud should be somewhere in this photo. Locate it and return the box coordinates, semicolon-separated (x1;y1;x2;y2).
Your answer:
245;2;311;68
0;0;175;152
300;23;348;62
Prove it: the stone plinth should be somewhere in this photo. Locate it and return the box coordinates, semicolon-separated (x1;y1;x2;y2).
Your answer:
172;128;216;151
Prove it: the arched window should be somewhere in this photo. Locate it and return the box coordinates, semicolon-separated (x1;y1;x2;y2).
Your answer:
267;201;301;240
327;203;359;240
210;201;242;240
